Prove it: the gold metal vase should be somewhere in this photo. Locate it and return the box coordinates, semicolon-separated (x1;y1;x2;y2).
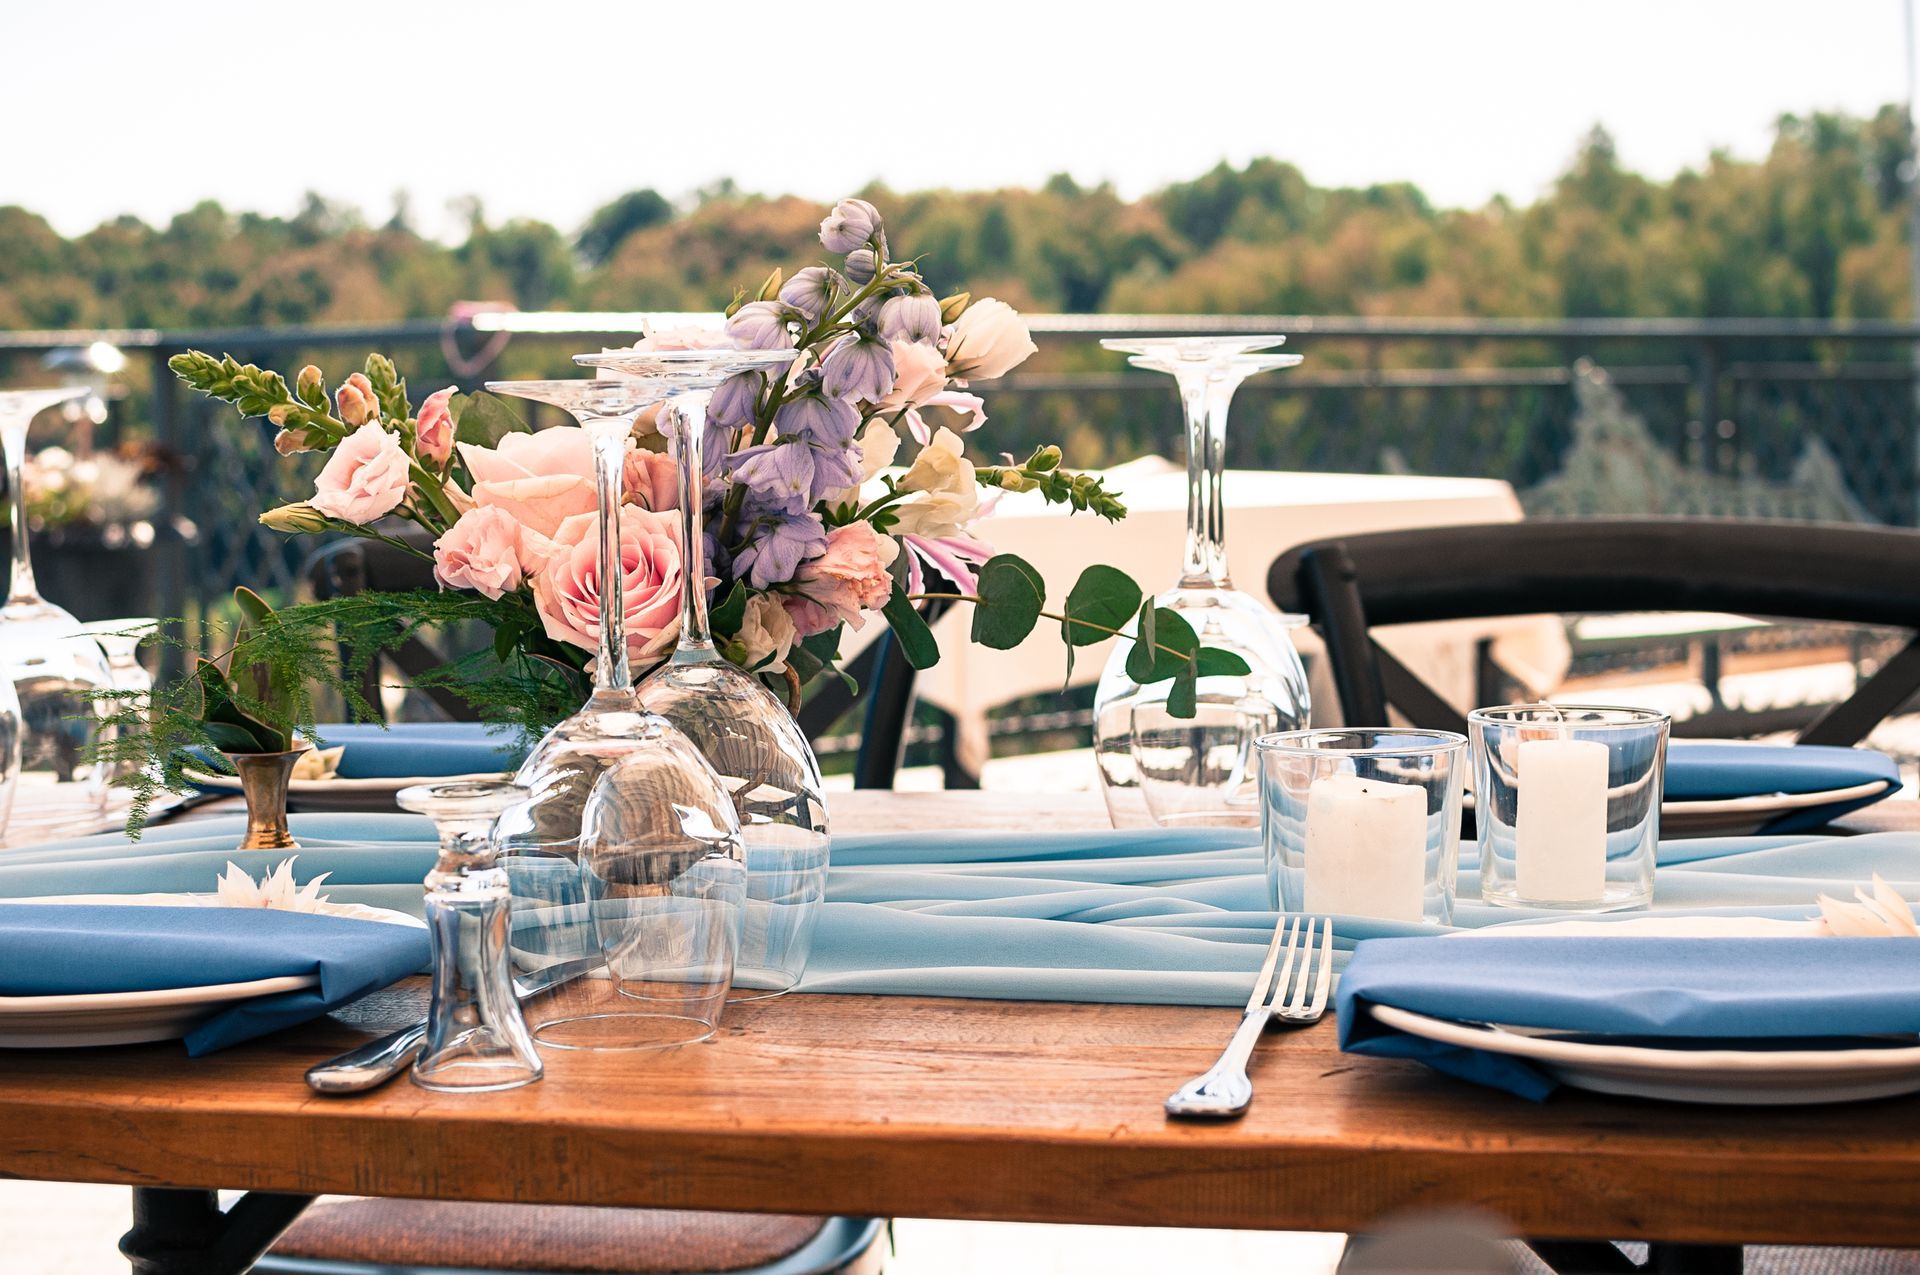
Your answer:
227;749;306;851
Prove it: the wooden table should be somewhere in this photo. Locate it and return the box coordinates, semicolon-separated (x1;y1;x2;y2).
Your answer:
4;791;1920;1262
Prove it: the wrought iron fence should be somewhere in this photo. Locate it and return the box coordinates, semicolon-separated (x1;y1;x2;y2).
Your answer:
2;313;1917;626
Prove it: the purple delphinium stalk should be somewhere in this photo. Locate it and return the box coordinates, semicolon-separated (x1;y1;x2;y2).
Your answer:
778;266;844;323
819;198;881;254
820;333;896;402
879;293;942;346
773;393;860;447
709;371;763;429
726;301;799;350
808;440;862;495
733;507;829;588
725;441;816;513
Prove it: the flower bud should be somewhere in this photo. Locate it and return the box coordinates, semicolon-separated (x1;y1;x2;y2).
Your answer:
844;248;878;285
259;502;331;534
335;372;378;426
939;292;972;324
778;266;843;323
726;300;800;350
1029;444;1063;472
879;293;942;346
273;428;319;456
267;403;294;426
295;365;324;401
757;267;784;302
818;197;882;254
996;470;1037;492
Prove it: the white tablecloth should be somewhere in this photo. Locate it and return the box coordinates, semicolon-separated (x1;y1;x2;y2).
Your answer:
851;462;1570;773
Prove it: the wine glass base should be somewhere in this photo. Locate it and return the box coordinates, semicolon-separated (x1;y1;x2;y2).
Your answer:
411;1063;543;1093
533;1011;717;1051
727;980;798;1003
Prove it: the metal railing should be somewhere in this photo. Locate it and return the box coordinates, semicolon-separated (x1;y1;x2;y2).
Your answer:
3;313;1917;619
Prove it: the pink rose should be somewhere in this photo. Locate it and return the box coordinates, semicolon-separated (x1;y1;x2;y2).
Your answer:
788;520;898;633
456;427;597;538
624;448;678;512
416;386;456;467
531;507;682;658
310;422;411;524
432;505;538;600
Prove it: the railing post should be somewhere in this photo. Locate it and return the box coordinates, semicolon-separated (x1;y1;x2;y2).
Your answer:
148;347;187;682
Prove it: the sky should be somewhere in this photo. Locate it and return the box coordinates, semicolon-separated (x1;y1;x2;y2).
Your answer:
4;0;1915;241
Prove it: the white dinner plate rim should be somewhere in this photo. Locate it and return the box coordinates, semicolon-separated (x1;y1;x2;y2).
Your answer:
182;767;507;795
1368;1003;1920;1074
0;974;318;1013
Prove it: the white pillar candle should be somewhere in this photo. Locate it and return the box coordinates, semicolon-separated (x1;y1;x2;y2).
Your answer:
1303;773;1426;922
1515;737;1609;902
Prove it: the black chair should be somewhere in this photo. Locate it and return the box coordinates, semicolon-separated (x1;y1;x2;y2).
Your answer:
307;537;938;789
1269;517;1920;743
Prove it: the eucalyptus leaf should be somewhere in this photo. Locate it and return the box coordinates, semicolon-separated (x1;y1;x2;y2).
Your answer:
453;391;531;448
882;584;941;670
1167;668;1198;718
708;582;747;638
1194;647;1253;678
1125;598;1158;683
1062;565;1140;647
970;554;1046;650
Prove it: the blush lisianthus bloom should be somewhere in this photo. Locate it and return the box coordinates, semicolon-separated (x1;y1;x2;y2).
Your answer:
738;591;798;672
891;426;979;538
457;427;598;538
785;520;899;635
531;507;682;658
433;505;542;600
876;340;948;412
944;298;1038;381
310;422;411;523
415;386;457;466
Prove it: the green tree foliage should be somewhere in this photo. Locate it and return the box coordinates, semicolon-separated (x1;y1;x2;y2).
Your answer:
1;107;1915;334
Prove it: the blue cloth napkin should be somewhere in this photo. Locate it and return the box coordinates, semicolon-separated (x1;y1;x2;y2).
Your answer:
1665;743;1899;832
1338;936;1920;1100
305;722;526;779
0;903;429;1055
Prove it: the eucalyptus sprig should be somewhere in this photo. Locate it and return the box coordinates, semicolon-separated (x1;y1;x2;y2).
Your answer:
882;553;1251;714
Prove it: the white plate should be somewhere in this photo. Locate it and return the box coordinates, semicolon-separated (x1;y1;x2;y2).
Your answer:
1369;1002;1920;1106
183;768;506;813
0;975;319;1048
1464;780;1893;837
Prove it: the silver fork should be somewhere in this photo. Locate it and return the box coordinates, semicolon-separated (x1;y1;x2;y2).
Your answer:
1164;916;1335;1120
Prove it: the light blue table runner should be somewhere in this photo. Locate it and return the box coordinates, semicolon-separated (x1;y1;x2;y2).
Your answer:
9;814;1915;1017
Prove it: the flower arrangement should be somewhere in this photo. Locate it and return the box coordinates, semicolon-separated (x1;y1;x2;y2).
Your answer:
156;196;1243;737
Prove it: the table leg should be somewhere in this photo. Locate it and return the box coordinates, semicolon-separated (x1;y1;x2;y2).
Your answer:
119;1186;315;1275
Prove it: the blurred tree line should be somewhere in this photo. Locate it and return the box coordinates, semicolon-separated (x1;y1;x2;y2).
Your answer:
3;107;1911;333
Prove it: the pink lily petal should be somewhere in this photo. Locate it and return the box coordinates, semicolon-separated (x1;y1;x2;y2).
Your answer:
924;390;987;432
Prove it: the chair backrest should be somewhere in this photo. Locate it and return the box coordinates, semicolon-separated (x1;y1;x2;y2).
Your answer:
307;536;935;787
1267;517;1920;746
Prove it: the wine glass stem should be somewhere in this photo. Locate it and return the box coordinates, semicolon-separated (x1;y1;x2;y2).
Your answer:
1176;367;1238;591
585;417;632;697
1;416;40;609
671;395;715;661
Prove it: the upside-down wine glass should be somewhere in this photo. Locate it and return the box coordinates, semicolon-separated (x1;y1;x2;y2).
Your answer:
580;352;830;1000
397;780;543;1091
1091;337;1312;828
80;617;157;808
0;388;115;834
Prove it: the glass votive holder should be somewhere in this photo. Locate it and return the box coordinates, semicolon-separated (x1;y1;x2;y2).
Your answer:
1470;705;1670;912
1258;728;1467;926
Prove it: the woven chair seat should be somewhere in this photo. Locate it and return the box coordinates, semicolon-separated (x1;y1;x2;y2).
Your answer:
270;1197;829;1273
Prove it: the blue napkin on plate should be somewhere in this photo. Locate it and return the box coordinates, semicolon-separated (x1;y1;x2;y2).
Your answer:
1338;935;1920;1100
1666;743;1899;832
305;722;527;779
0;904;430;1055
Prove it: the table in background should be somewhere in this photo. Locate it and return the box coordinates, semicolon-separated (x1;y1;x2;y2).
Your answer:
858;462;1571;773
3;791;1920;1253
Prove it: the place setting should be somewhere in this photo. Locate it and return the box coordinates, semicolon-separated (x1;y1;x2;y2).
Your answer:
4;189;1920;1275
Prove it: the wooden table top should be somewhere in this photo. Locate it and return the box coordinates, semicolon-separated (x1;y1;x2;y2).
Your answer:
4;789;1920;1246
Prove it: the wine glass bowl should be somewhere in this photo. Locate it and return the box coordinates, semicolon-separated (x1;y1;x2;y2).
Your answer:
0;388;116;834
1091;337;1312;829
540;723;746;1051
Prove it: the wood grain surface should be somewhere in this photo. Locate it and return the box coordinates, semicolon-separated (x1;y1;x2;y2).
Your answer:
2;790;1918;1244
